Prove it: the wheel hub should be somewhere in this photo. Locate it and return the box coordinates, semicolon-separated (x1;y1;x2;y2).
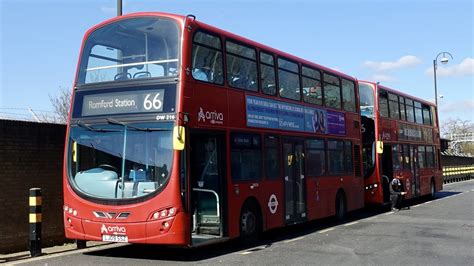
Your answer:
241;211;256;235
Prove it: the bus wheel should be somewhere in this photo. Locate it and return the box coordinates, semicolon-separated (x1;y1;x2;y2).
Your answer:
76;240;86;249
239;203;260;241
430;179;436;199
335;192;347;222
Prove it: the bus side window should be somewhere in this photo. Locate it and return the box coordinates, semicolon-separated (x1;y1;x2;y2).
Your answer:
226;40;258;91
417;146;426;168
323;73;341;109
342;79;356;112
328;140;345;175
406;98;415;123
192;31;224;84
264;135;280;179
231;133;262;181
260;52;277;95
278;58;301;101
302;66;322;106
378;90;389;118
305;138;326;176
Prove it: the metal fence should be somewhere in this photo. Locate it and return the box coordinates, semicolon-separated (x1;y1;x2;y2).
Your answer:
441;154;474;184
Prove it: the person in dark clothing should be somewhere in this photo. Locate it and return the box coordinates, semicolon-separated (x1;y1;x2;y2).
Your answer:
390;177;407;211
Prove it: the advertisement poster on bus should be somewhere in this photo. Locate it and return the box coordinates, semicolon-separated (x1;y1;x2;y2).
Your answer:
246;95;345;135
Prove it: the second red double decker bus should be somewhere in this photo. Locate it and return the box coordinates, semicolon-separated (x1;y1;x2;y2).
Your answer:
63;12;365;247
358;81;443;205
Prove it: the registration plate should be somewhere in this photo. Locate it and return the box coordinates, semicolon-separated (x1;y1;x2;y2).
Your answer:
102;234;128;243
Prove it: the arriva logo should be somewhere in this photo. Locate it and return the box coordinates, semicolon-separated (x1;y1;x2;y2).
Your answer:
198;107;224;125
198;107;206;122
101;224;126;235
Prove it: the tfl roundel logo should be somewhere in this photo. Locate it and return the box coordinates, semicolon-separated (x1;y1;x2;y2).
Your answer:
267;194;278;214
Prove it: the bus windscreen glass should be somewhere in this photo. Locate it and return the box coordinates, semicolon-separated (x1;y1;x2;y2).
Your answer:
68;122;173;200
77;17;180;85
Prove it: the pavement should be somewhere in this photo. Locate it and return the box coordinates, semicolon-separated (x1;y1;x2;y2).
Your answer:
0;242;112;264
3;179;473;265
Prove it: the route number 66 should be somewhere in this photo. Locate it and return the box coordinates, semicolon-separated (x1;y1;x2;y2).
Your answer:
143;93;162;110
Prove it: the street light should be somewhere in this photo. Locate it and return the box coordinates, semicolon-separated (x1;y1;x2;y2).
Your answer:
433;52;453;106
117;0;122;16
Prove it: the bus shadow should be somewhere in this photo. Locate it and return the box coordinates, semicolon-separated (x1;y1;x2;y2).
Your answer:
83;191;461;262
82;211;379;262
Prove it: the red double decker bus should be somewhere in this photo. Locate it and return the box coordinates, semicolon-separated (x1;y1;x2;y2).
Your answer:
358;81;443;205
64;12;364;247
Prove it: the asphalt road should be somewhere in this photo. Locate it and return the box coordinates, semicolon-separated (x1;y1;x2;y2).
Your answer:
14;180;474;266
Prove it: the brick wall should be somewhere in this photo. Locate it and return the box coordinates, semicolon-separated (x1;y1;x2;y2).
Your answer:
0;120;67;254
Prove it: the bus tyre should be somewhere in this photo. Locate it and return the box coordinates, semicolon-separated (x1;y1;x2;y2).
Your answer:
335;192;347;222
239;203;261;241
430;180;436;199
76;240;86;249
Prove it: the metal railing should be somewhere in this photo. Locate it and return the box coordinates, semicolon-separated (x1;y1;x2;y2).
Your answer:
442;165;474;183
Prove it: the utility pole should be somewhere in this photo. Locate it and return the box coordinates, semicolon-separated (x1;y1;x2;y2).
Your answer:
117;0;122;16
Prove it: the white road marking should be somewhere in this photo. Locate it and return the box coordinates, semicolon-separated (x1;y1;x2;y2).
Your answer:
240;251;252;255
343;221;359;227
318;227;335;234
283;236;305;243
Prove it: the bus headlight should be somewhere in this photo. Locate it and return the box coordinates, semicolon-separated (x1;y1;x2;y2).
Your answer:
150;207;177;221
365;183;379;190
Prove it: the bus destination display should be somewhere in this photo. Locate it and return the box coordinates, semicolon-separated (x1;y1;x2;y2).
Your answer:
81;89;164;116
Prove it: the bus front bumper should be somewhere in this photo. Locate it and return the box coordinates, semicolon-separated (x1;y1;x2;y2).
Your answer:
64;212;188;246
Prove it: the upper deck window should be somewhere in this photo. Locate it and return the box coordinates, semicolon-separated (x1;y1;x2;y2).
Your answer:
260;52;277;95
192;31;224;84
406;98;415;123
414;101;423;124
378;90;389;118
323;73;341;109
226;41;258;91
278;58;301;101
422;104;432;125
78;17;180;85
399;96;406;121
342;79;356;112
388;93;400;119
302;66;322;105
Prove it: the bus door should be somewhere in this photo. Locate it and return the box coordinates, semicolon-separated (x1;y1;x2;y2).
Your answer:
381;144;392;203
189;132;225;238
410;145;420;197
283;139;307;224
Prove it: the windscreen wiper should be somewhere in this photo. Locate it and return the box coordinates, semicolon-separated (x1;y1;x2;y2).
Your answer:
106;118;168;132
75;121;120;132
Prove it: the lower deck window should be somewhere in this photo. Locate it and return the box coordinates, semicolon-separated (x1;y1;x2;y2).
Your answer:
305;139;326;176
328;140;352;175
231;133;262;181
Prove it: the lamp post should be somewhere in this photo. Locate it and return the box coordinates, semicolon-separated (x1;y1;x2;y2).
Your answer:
433;52;453;106
117;0;122;16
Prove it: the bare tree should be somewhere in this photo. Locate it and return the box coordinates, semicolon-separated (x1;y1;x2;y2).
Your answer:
441;118;474;137
49;87;72;124
441;118;474;155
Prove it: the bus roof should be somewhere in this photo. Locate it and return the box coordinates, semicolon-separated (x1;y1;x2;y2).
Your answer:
82;12;357;82
359;80;436;107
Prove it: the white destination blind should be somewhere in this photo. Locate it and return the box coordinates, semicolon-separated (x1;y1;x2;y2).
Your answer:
82;89;164;116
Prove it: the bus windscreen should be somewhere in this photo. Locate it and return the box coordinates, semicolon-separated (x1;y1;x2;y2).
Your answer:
77;17;180;85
